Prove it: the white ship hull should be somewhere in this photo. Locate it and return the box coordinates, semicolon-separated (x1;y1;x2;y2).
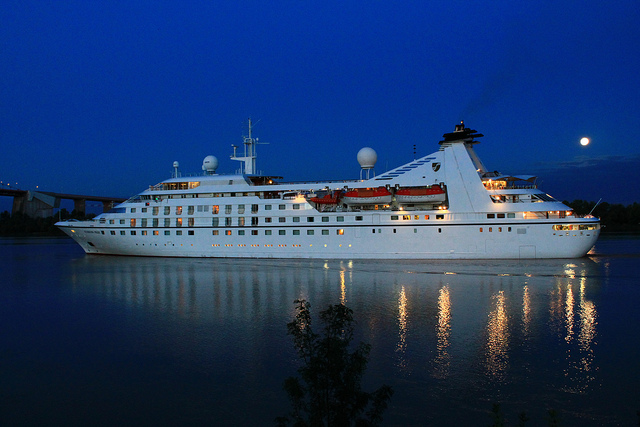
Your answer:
57;121;601;259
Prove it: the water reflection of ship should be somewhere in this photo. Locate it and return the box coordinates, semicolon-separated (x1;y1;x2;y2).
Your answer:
70;256;601;392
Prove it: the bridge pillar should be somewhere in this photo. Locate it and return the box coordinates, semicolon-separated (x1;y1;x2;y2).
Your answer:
21;191;60;218
102;200;116;212
73;199;86;215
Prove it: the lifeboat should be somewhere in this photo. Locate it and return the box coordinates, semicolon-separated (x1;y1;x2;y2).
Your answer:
342;187;392;205
395;185;446;203
309;192;340;204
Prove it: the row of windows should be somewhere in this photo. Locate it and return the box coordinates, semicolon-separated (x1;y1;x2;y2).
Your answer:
130;203;307;216
122;216;352;227
106;229;346;236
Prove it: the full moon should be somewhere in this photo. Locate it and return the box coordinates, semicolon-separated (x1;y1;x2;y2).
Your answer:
580;137;590;146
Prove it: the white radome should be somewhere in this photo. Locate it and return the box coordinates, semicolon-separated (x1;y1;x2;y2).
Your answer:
357;147;377;169
202;155;219;172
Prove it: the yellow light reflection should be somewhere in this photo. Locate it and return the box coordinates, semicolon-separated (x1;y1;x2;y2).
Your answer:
433;285;451;379
396;286;408;370
340;270;346;305
522;285;531;337
565;284;574;343
486;290;509;379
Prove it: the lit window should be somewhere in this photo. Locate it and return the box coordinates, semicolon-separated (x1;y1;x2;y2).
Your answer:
212;205;219;214
176;206;183;215
337;229;344;235
176;218;182;227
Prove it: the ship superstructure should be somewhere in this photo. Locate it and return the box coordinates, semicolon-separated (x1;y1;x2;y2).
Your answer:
56;121;600;259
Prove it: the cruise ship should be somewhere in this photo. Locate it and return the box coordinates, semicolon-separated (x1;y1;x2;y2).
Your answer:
56;121;600;259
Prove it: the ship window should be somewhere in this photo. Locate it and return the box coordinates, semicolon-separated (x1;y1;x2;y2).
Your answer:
391;215;399;220
238;230;245;236
508;227;512;232
438;228;442;233
165;230;170;236
153;207;159;215
322;217;329;222
130;230;136;235
487;213;495;219
497;213;505;219
153;230;159;236
293;217;300;223
265;230;272;235
307;217;315;223
436;215;444;220
142;208;147;213
251;230;258;235
425;215;430;220
187;206;194;215
164;218;171;227
131;208;136;213
337;229;344;235
402;215;410;220
152;219;158;227
188;218;195;227
337;216;344;222
225;218;232;226
499;227;502;232
212;218;219;227
225;230;232;236
293;204;300;210
176;218;182;227
489;227;493;232
120;219;125;224
238;217;245;226
238;204;245;214
130;218;136;227
110;230;116;235
293;230;300;235
356;216;363;221
393;229;396;233
507;213;515;218
141;230;147;236
141;218;148;227
279;230;286;235
176;230;182;235
212;230;219;235
279;204;286;210
252;204;258;213
225;205;232;214
120;231;125;235
279;217;286;223
307;230;314;235
212;205;219;214
265;205;272;210
322;230;329;235
480;227;483;232
265;217;272;223
251;217;258;226
109;219;114;224
414;215;419;220
164;206;170;215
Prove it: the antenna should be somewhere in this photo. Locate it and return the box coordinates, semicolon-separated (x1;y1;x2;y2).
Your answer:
587;198;602;216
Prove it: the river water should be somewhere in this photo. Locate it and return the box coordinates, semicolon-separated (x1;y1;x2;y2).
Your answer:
1;235;639;426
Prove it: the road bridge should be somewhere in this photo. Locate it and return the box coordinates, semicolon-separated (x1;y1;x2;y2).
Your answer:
0;188;126;218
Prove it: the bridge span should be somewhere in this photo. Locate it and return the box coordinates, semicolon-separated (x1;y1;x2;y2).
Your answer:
0;188;126;218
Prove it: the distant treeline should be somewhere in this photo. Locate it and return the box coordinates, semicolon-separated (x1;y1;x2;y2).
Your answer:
1;201;639;236
0;210;94;237
564;200;640;232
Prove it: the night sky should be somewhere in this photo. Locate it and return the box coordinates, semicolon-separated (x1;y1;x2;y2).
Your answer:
2;1;639;212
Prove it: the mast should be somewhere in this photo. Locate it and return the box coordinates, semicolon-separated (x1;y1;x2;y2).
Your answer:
231;118;258;174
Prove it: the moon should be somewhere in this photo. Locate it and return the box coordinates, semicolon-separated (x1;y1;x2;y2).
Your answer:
580;137;590;146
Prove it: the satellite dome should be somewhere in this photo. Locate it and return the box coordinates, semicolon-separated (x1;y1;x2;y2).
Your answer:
173;161;179;168
202;155;219;173
357;147;377;169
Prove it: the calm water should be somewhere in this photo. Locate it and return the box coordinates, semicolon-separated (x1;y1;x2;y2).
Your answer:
1;235;639;426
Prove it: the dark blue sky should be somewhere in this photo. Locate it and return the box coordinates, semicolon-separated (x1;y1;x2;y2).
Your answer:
2;0;639;210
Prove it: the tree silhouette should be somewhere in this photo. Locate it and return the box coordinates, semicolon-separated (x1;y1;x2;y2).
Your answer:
276;299;393;427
